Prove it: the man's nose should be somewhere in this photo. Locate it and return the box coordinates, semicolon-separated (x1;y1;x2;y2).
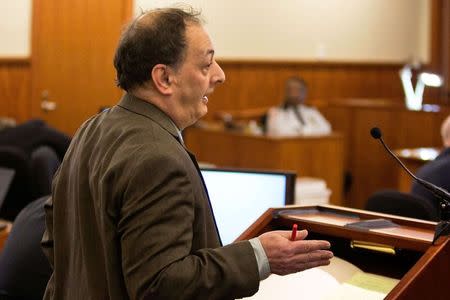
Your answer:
212;60;226;84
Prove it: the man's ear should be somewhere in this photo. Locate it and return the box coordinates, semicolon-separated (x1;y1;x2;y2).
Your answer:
151;64;174;95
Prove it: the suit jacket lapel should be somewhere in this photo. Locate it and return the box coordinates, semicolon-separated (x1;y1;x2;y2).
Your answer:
185;149;222;245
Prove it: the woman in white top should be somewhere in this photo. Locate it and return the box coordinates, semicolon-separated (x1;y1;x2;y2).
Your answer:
266;77;331;136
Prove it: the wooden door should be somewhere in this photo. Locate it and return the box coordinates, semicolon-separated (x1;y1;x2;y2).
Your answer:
31;0;132;135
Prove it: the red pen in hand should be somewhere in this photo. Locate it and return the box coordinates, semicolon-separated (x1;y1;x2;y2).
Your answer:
290;223;298;241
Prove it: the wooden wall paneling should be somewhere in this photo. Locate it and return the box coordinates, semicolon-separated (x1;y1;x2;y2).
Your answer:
308;66;330;99
0;59;31;122
319;100;450;209
341;67;364;98
209;61;406;121
19;0;447;131
320;106;354;169
209;96;450;209
396;111;442;148
31;0;132;135
350;107;398;208
334;68;350;95
0;64;9;115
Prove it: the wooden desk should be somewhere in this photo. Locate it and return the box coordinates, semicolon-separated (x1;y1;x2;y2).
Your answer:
184;124;345;205
394;148;440;192
238;205;449;299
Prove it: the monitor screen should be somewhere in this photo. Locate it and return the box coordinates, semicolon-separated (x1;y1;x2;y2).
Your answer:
0;167;15;210
201;168;296;245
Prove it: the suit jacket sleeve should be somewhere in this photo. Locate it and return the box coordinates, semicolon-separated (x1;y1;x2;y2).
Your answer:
115;151;260;300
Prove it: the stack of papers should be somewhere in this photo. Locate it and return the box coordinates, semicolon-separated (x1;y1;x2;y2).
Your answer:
242;256;399;300
295;177;331;205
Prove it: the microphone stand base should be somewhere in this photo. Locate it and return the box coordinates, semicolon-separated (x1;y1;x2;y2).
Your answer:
433;221;450;244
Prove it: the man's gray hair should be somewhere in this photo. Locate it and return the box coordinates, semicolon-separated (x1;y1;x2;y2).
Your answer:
441;115;450;146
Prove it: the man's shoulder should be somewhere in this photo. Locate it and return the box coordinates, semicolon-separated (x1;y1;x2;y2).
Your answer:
417;156;450;178
79;105;170;139
68;106;180;168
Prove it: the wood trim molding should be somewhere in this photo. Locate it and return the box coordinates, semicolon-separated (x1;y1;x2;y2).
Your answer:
216;59;403;68
0;57;30;65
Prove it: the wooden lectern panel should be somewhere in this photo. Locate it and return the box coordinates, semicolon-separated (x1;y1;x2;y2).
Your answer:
238;205;449;299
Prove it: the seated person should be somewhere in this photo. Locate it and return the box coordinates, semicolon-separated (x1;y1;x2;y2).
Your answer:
0;120;69;220
0;119;70;160
0;196;52;300
411;115;450;210
266;77;331;136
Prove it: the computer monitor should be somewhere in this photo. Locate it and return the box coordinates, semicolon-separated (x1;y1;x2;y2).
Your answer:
0;167;15;210
200;167;296;245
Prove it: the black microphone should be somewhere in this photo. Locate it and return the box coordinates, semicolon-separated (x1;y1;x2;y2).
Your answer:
370;127;450;207
371;127;450;242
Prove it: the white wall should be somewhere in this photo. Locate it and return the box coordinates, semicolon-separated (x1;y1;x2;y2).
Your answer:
135;0;430;63
0;0;32;57
0;0;430;62
417;0;431;63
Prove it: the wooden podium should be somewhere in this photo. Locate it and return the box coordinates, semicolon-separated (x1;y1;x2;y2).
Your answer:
237;205;449;299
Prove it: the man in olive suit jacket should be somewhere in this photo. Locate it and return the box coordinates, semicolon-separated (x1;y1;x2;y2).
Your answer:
42;7;333;299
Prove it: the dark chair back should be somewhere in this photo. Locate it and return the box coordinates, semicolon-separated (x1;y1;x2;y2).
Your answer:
30;146;60;200
0;196;52;300
365;189;439;221
0;145;60;221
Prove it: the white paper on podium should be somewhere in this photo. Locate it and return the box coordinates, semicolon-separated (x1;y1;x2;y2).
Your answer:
241;256;399;300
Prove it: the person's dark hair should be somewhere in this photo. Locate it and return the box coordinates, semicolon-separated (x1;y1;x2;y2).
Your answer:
285;76;307;90
282;76;308;109
114;7;202;92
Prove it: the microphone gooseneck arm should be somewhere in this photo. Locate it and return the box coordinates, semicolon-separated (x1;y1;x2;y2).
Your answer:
379;137;450;206
370;127;450;243
371;127;450;206
378;137;420;182
379;136;450;203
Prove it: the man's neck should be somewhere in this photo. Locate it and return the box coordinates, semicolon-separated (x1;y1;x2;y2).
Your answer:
130;87;186;130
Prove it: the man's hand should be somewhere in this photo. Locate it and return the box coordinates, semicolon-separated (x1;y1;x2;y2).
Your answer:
258;230;333;275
